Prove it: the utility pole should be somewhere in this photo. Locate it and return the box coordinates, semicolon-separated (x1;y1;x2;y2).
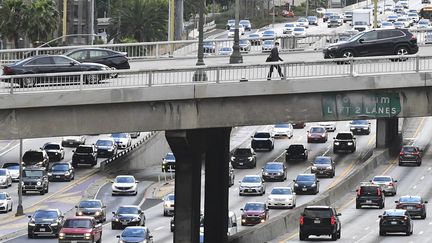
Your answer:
306;0;309;16
373;0;378;28
230;0;243;63
15;139;23;216
90;0;94;45
193;0;208;81
62;0;67;44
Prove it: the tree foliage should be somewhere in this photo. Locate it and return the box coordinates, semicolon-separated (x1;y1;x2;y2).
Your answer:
26;0;59;45
0;0;28;48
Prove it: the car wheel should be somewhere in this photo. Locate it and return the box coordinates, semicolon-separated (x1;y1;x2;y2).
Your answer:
337;229;341;239
331;231;338;241
28;232;34;238
45;186;49;193
406;229;410;236
20;76;36;88
299;232;307;241
379;230;386;236
111;223;116;230
379;203;384;209
9;203;12;211
421;213;426;219
399;161;403;166
342;50;355;59
417;161;422;166
40;190;45;195
85;73;100;84
394;46;409;61
163;211;168;216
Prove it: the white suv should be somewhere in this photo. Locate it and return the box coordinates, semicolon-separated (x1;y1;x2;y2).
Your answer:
239;175;266;196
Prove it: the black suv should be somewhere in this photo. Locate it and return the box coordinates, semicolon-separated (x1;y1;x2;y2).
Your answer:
356;183;385;209
311;156;335;178
22;150;49;170
28;209;64;238
22;168;49;195
251;132;274;151
72;145;98;167
323;29;418;59
231;148;256;168
299;206;341;241
285;144;308;162
333;132;356;153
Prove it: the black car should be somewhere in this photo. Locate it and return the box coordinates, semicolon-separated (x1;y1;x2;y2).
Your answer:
379;209;413;236
72;145;98;167
230;148;256;168
161;153;176;172
285;144;308;162
395;195;428;219
356;183;385;209
203;41;216;53
95;138;118;158
65;48;130;70
48;162;75;182
251;132;274;151
299;206;341;241
323;12;334;22
349;120;371;135
293;174;319;194
22;149;49;170
22;168;49;195
333;132;356;153
262;162;287;182
323;29;418;59
399;145;422;166
41;142;65;162
111;205;146;229
311;156;335;178
28;209;64;238
75;199;106;223
2;55;110;87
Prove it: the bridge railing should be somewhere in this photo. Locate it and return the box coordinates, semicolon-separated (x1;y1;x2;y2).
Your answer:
0;54;429;94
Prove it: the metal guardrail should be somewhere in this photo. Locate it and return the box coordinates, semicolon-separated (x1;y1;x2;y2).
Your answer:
0;29;430;63
0;54;430;94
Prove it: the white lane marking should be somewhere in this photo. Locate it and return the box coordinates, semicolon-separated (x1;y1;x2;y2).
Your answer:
322;146;331;156
413;185;417;189
154;226;165;231
428;167;431;171
421;176;425;180
232;188;238;191
375;219;380;222
429;221;432;225
419;231;424;235
364;226;370;231
0;141;18;156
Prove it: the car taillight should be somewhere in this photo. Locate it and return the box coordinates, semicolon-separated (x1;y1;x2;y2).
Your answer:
396;204;403;209
377;188;381;196
399;152;404;156
330;215;335;225
3;66;12;75
389;182;394;187
411;35;417;41
300;216;304;225
412;152;419;155
404;216;408;221
416;204;424;208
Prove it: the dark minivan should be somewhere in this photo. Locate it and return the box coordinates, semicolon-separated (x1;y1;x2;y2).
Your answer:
299;206;341;241
231;148;256;168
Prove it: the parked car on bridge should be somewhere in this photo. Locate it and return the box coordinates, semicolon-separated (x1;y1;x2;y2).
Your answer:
285;144;308;162
231;147;256;168
239;39;252;52
248;33;261;45
27;209;64;238
41;142;65;162
64;48;130;70
219;46;233;55
378;209;413;236
0;192;12;213
203;41;216;53
261;30;276;40
262;40;274;52
75;199;106;223
48;162;75;182
111;205;146;229
111;175;139;196
59;216;102;243
116;226;153;243
399;145;422;166
240;202;269;226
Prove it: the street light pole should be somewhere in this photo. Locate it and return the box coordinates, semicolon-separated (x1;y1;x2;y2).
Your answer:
229;0;243;63
272;0;275;29
15;139;23;216
193;0;208;81
90;0;94;45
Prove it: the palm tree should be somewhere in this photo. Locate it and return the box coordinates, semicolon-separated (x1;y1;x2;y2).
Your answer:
0;0;28;48
108;0;168;42
26;0;60;46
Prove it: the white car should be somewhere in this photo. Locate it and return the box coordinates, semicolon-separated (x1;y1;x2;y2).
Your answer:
417;19;430;29
239;175;266;196
283;23;296;34
2;163;20;182
163;193;175;216
318;122;336;132
228;28;235;38
352;21;370;32
316;7;326;14
0;169;12;188
371;175;397;196
296;18;310;28
292;27;306;37
262;40;274;52
380;21;394;29
0;192;12;212
384;4;393;11
407;13;419;23
228;25;245;37
219;47;233;56
272;124;293;138
111;175;138;196
267;187;296;209
396;17;411;28
111;133;132;149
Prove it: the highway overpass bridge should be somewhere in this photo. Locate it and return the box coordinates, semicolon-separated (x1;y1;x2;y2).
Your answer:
0;55;430;243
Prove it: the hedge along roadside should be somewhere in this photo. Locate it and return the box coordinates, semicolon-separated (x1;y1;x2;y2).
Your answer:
228;149;392;243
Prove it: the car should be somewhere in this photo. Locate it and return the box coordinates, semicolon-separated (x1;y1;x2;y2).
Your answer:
111;205;146;229
251;132;274;151
240;202;269;226
262;162;287;182
296;17;310;28
261;30;276;40
61;136;86;147
48;162;75;181
230;147;256;168
323;12;334;22
387;15;399;22
293;174;319;194
299;206;341;241
422;0;431;3
226;19;235;29
22;149;49;169
399;145;422;166
65;47;130;70
379;209;413;236
407;13;419;23
384;4;393;11
396;195;427;219
219;46;233;55
316;7;326;15
292;121;306;128
0;169;12;188
203;41;216;53
95;137;118;158
161;152;176;172
307;16;318;25
111;175;139;196
343;11;353;22
248;33;261;46
27;209;64;238
58;216;102;243
111;133;132;149
396;16;411;28
285;144;308;161
2;162;20;182
75;199;106;223
393;21;405;29
371;175;397;196
267;187;296;209
239;39;251;52
283;23;296;34
2;55;110;88
380;21;394;29
324;29;418;59
394;5;404;13
328;15;343;27
350;120;371;134
163;193;175;216
272;123;293;138
417;19;430;28
398;0;409;9
239;19;252;31
239;175;266;196
22;167;49;195
311;156;335;178
292;27;306;38
356;182;385;209
72;144;98;167
41;142;64;162
0;192;12;213
352;21;370;32
228;163;235;187
229;25;245;36
333;132;356;153
261;40;274;52
116;226;153;243
282;10;295;18
307;126;328;143
129;132;141;139
318;122;336;132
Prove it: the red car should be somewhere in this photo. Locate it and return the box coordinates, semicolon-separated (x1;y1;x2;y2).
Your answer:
59;216;102;243
399;145;422;166
307;126;328;143
241;202;269;226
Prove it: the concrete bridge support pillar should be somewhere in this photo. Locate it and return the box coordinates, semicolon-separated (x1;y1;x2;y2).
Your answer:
376;118;400;150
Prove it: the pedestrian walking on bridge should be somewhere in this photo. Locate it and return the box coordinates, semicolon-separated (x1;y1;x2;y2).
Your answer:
266;41;284;80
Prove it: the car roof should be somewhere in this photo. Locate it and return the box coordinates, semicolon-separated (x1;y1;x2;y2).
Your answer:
272;186;292;190
305;206;331;209
245;201;265;205
80;199;101;202
265;161;283;165
118;205;140;208
66;216;94;220
244;174;260;178
116;175;135;178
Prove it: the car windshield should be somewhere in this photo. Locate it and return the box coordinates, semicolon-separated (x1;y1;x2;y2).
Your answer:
23;170;43;177
275;124;290;128
249;34;259;38
96;140;113;146
419;20;429;24
76;147;93;153
234;149;252;156
263;40;273;45
394;22;404;26
51;164;69;171
351;120;368;125
240;20;249;24
373;176;391;182
398;18;407;21
220;47;231;51
165;153;175;160
2;164;19;170
382;22;392;26
297;175;315;181
314;157;331;164
287;145;305;152
22;151;43;163
263;31;274;35
254;133;270;138
228;20;235;24
304;208;332;218
408;13;417;16
116;177;135;183
271;188;292;195
298;18;307;22
265;163;283;170
112;133;128;138
294;28;304;31
399;196;421;203
44;144;60;150
34;210;59;219
79;200;102;208
63;219;92;228
310;127;325;133
336;133;353;139
354;21;368;25
121;227;146;238
244;203;265;211
384;210;405;216
0;170;6;175
118;207;139;214
242;176;260;183
166;194;175;201
402;146;416;152
360;186;379;194
307;16;316;20
239;40;248;44
0;193;6;200
388;15;398;19
285;24;295;27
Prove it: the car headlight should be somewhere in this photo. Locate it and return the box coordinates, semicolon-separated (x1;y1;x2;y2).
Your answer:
328;46;339;51
231;156;235;161
294;183;299;187
0;179;5;183
21;181;24;186
65;171;70;176
50;222;59;226
311;166;317;170
95;211;101;216
131;217;140;222
311;183;317;187
77;211;83;216
363;127;368;130
84;232;92;239
248;157;253;160
59;233;65;239
263;172;269;175
28;221;35;226
334;142;340;145
47;172;52;176
326;166;333;170
350;127;355;130
347;142;353;145
36;181;41;186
